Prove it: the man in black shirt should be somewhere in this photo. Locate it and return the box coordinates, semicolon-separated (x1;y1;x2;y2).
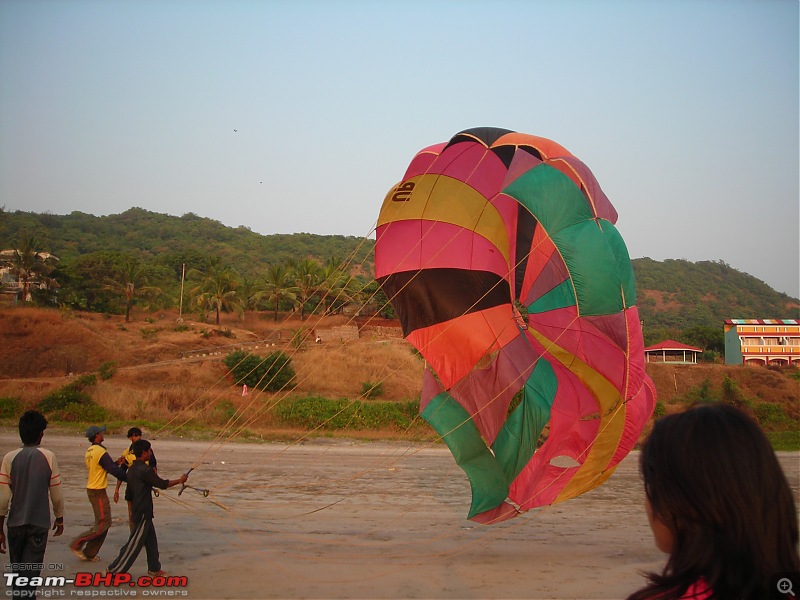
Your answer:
106;439;187;576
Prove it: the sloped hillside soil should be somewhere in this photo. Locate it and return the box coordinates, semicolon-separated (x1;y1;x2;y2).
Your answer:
0;307;796;437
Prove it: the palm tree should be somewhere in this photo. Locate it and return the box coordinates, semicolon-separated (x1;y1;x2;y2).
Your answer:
103;257;161;322
262;264;298;322
318;261;347;315
292;258;323;320
190;261;240;325
236;274;266;322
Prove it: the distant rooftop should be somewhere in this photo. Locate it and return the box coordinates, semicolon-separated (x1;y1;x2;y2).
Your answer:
725;319;798;325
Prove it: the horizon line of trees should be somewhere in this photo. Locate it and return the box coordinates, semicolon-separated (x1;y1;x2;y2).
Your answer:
1;236;395;325
2;236;729;358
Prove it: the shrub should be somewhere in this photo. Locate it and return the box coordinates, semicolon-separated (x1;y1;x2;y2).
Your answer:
275;396;419;430
97;361;117;380
48;402;108;423
721;376;747;408
361;381;384;399
223;350;296;392
39;387;93;413
653;401;666;418
754;402;794;428
214;400;237;424
140;328;158;340
677;378;719;405
39;374;98;413
0;396;23;419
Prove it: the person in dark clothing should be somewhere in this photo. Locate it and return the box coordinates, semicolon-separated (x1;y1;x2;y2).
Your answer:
627;404;799;600
0;410;64;599
114;427;157;531
107;439;187;576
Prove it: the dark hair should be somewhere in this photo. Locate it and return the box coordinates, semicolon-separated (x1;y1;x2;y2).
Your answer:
131;438;152;458
19;410;48;445
628;404;799;600
127;427;142;438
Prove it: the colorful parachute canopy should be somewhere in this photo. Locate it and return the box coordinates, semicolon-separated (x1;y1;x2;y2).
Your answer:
375;127;656;523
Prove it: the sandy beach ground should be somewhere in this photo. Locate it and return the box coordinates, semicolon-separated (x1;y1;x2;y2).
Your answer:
1;431;798;600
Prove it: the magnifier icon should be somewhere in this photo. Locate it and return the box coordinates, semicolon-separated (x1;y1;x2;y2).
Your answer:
778;577;796;597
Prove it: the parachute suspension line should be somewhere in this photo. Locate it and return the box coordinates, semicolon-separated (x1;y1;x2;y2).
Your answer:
203;207;510;496
150;343;269;440
179;218;450;483
156;222;383;464
184;243;380;466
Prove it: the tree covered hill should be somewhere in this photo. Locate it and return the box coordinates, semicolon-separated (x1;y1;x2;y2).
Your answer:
1;207;797;338
634;258;798;336
0;207;374;278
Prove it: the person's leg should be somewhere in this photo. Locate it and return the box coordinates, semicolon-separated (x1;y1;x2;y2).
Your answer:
7;524;48;599
83;489;111;559
108;517;151;574
70;489;99;555
127;500;134;532
144;523;161;574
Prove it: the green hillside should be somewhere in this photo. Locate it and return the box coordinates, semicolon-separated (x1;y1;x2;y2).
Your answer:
634;257;799;334
0;207;373;278
2;208;798;344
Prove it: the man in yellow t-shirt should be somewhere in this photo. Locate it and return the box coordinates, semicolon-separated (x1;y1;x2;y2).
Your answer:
69;425;126;562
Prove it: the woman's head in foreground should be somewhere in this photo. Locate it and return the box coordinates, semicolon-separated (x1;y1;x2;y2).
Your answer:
631;403;799;600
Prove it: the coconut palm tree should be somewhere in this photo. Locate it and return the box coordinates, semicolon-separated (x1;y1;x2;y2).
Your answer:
190;260;240;325
103;256;161;322
317;260;348;315
262;264;298;322
236;274;267;322
292;258;323;320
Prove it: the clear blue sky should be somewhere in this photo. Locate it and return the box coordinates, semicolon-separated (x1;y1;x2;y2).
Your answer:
1;0;797;298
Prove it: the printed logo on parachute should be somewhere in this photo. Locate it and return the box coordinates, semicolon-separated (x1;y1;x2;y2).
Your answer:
391;182;415;202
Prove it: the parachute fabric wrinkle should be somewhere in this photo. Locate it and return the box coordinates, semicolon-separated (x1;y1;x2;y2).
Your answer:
375;127;656;522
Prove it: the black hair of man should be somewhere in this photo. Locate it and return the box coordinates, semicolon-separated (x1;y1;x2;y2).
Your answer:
18;410;48;445
126;427;143;438
131;438;152;458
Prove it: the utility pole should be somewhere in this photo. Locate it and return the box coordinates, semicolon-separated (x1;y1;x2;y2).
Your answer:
178;262;185;322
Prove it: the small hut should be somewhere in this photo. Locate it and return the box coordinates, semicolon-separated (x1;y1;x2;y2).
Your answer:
644;340;703;364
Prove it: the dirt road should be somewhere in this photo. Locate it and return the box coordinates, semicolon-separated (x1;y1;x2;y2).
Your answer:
1;431;797;599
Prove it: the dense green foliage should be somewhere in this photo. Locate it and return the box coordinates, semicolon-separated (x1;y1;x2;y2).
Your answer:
633;258;798;339
37;374;108;422
2;208;796;340
0;396;23;419
223;350;296;392
275;395;423;431
0;207;372;277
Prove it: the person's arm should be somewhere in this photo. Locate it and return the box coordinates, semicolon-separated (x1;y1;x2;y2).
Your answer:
0;453;11;554
113;479;123;503
149;449;158;473
165;473;188;489
99;451;127;481
143;465;187;490
46;451;64;537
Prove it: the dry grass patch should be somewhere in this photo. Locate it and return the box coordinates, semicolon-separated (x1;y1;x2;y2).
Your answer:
293;339;423;400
